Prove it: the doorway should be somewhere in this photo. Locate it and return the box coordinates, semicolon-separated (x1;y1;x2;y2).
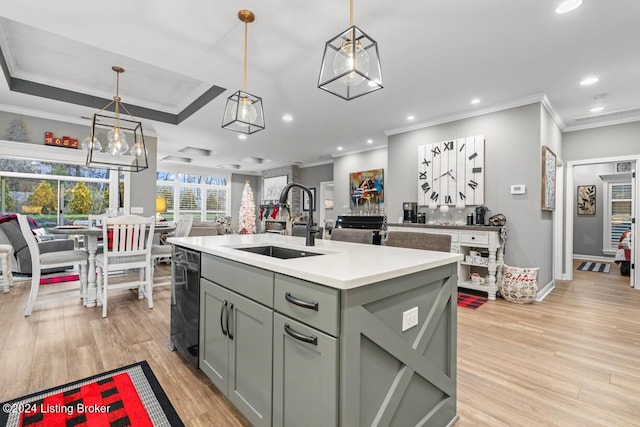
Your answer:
564;156;639;288
319;181;334;237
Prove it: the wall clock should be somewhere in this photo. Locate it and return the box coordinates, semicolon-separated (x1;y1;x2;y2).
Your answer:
417;135;485;206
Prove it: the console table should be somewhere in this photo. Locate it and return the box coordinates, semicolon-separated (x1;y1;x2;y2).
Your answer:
386;223;505;300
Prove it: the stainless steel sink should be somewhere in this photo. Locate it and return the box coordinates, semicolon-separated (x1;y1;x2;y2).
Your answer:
234;245;323;259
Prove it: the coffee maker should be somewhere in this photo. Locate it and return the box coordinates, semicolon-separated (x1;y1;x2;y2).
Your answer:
475;206;488;226
403;202;418;223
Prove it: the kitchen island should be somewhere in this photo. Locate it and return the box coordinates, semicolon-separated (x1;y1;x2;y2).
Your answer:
169;233;462;427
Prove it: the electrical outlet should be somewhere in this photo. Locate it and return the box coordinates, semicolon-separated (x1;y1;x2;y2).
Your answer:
402;307;419;331
131;207;144;214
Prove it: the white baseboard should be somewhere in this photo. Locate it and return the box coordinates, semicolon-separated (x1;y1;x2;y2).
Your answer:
536;279;555;302
573;254;614;263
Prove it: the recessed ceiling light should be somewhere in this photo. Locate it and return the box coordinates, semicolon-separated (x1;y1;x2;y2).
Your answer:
471;98;481;104
238;134;247;140
282;114;293;122
589;106;605;113
555;0;582;14
407;115;415;121
337;146;343;151
367;139;373;144
580;76;599;86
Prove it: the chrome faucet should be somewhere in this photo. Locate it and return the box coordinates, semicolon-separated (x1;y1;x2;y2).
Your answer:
279;183;318;246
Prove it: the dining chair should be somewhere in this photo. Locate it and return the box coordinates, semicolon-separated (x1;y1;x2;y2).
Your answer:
150;214;193;285
17;214;88;316
384;231;452;252
95;214;155;317
0;244;13;293
329;228;375;244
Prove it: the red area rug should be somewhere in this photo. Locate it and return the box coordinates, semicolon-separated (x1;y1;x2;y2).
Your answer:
457;292;488;309
0;361;183;427
39;275;80;285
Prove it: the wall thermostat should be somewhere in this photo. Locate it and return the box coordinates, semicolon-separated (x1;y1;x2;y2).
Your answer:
511;185;526;195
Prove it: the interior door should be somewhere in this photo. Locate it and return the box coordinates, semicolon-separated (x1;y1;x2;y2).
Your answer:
632;166;638;288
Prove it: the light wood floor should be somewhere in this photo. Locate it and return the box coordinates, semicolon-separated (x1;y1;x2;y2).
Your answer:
1;261;639;426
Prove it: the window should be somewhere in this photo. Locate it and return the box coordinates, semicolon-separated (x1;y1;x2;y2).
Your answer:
0;159;110;227
604;182;632;254
156;171;229;221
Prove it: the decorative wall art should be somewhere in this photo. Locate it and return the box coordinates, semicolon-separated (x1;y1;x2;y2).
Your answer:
349;169;384;209
417;135;485;206
303;187;316;211
263;175;288;202
541;145;557;211
577;185;596;215
616;161;632;173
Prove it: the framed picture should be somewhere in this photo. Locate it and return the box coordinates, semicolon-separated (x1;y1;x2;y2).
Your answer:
616;161;632;173
303;187;316;211
577;185;596;215
541;146;557;211
349;168;384;209
263;175;288;202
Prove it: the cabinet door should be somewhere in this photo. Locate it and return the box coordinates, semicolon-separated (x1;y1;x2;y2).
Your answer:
228;293;274;427
272;313;338;427
199;278;230;393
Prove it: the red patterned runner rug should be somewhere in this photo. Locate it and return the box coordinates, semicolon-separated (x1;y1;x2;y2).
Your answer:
457;292;488;309
0;361;183;427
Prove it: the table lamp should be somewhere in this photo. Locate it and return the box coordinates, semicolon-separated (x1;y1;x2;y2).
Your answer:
156;197;167;222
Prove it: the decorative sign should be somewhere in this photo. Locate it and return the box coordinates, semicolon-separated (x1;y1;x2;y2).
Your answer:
541;145;557;211
44;131;78;149
417;135;485;206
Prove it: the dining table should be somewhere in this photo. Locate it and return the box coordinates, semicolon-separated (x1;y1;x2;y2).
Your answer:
50;223;175;308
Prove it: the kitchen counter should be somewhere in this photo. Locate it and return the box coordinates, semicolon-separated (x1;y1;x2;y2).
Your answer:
168;233;462;290
168;233;462;426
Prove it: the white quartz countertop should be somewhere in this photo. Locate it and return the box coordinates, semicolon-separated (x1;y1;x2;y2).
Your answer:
168;233;462;290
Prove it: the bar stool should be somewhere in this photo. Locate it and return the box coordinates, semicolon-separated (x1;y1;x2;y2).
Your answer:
0;244;14;293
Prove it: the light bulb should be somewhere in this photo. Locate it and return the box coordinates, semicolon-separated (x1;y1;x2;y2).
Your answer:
333;40;370;86
131;141;145;157
233;97;257;127
108;127;128;155
81;136;102;152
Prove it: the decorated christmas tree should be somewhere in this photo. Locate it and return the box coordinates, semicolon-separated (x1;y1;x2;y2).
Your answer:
238;180;257;234
4;118;29;142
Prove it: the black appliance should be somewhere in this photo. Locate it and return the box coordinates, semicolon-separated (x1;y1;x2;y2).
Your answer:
417;212;426;224
403;202;418;223
170;245;201;369
475;206;488;226
335;215;384;244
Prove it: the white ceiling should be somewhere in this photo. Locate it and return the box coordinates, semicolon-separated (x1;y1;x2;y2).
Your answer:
0;0;639;174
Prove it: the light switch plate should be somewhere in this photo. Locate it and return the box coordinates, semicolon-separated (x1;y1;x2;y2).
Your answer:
402;307;419;331
510;184;526;195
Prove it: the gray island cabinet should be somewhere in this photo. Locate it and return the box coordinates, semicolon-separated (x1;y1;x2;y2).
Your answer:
170;233;462;427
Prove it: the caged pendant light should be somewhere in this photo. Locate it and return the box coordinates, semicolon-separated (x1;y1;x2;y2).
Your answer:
318;0;383;100
222;9;265;134
84;66;148;172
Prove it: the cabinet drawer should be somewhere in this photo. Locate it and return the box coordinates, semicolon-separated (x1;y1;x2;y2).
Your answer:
459;231;489;245
201;253;274;307
275;274;339;336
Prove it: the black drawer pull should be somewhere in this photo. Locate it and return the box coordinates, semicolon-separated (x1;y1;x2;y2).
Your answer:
284;323;317;346
220;300;228;336
227;303;234;340
285;291;319;311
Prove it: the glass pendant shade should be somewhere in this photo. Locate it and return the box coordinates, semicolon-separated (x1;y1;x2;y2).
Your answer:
81;136;102;152
319;25;383;100
222;90;265;134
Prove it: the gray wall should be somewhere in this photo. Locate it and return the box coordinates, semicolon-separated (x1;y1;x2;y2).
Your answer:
333;147;388;220
563;121;640;161
572;162;616;256
299;163;333;218
387;103;555;286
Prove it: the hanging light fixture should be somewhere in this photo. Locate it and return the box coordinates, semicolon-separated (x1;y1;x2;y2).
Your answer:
222;9;265;134
84;66;149;172
318;0;383;100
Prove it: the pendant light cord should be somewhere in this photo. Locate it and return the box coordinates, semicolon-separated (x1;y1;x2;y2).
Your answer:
243;20;248;92
350;0;354;27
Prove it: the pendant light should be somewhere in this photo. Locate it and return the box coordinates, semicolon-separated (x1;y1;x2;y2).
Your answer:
318;0;383;100
222;9;265;134
84;66;148;172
